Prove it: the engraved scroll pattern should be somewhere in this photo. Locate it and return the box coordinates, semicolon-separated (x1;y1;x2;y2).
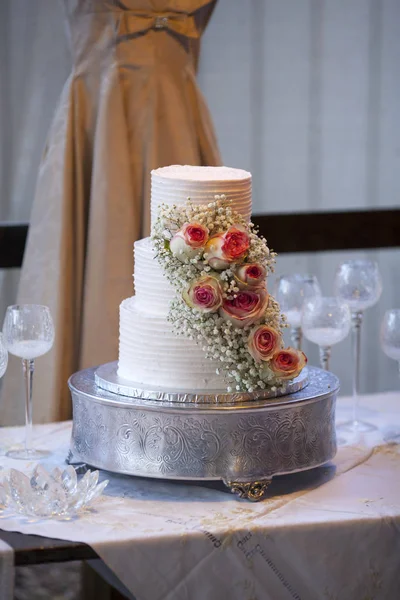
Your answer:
70;392;336;480
230;399;336;477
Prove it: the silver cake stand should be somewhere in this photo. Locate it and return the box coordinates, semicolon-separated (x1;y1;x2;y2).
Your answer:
68;363;339;501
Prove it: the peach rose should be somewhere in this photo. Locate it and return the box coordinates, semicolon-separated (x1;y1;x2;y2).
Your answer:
183;276;223;313
205;226;250;270
222;226;250;260
247;325;282;362
235;263;267;289
170;222;209;262
269;347;307;380
220;289;269;328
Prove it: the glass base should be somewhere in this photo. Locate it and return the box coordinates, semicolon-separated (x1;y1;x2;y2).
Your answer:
6;448;51;460
337;419;377;433
383;429;400;444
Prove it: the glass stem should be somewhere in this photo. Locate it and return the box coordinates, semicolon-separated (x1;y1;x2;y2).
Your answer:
291;326;302;351
319;346;331;371
351;311;363;425
22;358;35;455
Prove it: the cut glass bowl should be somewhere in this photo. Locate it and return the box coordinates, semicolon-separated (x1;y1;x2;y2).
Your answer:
0;464;108;518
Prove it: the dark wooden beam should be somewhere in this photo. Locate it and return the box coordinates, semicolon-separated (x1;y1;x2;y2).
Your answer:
0;223;28;268
0;208;399;270
252;208;400;254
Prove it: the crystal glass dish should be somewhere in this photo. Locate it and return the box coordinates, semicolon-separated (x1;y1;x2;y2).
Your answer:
0;464;108;518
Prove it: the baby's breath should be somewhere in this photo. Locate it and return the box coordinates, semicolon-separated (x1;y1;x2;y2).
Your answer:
152;196;284;391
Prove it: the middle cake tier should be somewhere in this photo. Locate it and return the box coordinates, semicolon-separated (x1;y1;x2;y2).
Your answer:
118;237;226;389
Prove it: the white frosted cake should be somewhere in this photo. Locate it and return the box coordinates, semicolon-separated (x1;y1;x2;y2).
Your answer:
118;164;307;393
118;165;252;389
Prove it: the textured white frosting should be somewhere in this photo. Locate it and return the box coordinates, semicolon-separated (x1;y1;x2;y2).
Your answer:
118;165;253;390
133;238;174;316
118;296;225;389
150;165;252;227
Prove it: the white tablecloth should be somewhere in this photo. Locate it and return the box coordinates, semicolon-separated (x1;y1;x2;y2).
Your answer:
0;392;400;600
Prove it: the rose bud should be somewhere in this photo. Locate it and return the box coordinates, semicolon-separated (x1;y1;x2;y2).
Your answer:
247;325;282;362
219;289;269;329
204;235;230;270
235;263;267;289
170;222;208;262
183;275;223;313
205;225;250;270
269;347;307;380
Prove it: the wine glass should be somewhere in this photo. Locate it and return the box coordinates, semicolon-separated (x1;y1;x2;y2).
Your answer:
334;259;382;432
0;333;9;457
274;274;321;350
2;304;55;459
0;332;8;379
380;309;400;442
301;297;351;370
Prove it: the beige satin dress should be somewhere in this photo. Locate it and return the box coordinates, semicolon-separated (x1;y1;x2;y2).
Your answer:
1;0;220;425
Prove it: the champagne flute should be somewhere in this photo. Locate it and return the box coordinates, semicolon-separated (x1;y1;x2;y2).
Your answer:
274;274;321;350
301;297;351;370
334;260;382;432
2;304;55;459
380;309;400;442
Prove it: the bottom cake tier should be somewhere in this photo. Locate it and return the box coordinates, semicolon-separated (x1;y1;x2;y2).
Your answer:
68;366;339;501
118;296;226;389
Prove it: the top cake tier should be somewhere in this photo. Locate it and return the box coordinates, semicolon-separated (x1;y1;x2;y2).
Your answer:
150;165;252;227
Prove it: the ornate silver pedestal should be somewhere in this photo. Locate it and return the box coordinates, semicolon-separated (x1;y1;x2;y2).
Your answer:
68;365;339;501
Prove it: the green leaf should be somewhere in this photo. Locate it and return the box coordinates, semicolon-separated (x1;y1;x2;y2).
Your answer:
164;239;170;251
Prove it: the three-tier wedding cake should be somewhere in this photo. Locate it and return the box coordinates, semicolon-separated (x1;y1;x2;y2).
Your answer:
118;165;306;395
69;165;338;496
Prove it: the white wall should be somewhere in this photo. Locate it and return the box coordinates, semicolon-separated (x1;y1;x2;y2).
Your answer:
0;0;70;322
0;0;70;222
199;0;400;213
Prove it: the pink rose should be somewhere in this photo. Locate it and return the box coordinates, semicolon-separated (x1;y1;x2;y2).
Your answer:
182;222;209;248
247;325;282;362
205;226;250;270
170;222;209;262
219;289;269;328
183;276;223;313
235;263;267;289
269;348;307;380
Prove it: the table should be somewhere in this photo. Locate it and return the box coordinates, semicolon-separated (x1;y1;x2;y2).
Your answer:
0;467;344;566
1;392;400;600
0;529;95;566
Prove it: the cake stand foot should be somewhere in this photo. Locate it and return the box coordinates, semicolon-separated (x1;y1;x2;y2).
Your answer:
66;450;89;475
223;479;272;501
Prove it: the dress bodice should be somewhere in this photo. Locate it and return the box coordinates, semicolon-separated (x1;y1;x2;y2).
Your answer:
62;0;217;71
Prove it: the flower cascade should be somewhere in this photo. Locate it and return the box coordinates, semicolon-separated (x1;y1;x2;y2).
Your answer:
152;195;306;392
